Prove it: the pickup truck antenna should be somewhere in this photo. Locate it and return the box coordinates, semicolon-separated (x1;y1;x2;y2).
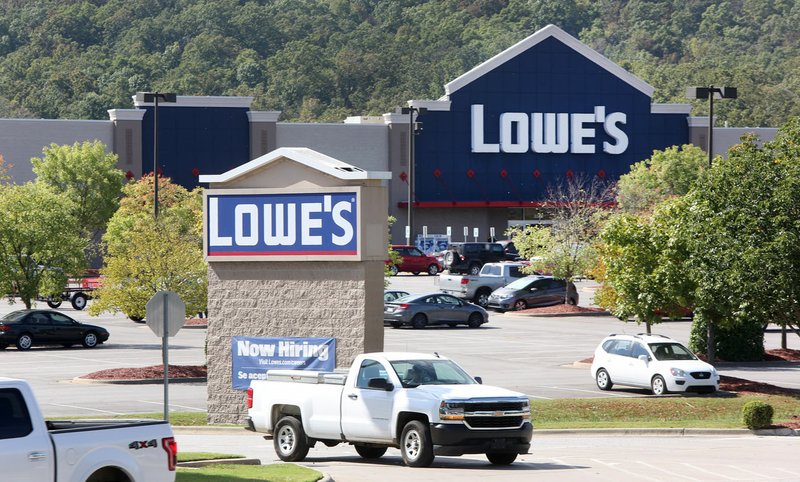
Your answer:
434;352;440;358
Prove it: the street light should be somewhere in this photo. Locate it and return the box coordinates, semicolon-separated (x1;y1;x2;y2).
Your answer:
142;92;177;219
401;105;427;245
686;86;737;167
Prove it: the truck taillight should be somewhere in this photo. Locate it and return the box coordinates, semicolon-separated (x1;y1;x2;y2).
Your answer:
460;278;470;285
247;387;253;409
162;437;178;471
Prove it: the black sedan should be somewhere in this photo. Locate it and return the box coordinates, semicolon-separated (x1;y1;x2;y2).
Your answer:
383;292;488;329
0;310;109;350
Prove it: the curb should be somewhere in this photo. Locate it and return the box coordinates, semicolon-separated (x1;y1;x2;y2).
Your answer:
535;428;752;436
174;426;247;435
72;377;207;385
178;458;261;467
504;310;612;318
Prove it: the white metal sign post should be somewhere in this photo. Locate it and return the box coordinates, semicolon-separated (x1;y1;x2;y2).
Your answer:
146;291;186;422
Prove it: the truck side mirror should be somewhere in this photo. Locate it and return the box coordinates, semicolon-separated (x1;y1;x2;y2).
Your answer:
474;376;483;384
368;378;394;391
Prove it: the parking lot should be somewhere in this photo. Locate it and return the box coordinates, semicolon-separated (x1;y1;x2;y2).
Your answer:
0;275;798;416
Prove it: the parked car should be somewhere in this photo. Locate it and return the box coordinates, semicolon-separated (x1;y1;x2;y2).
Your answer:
590;334;719;395
0;310;110;350
383;290;410;302
0;378;177;482
388;245;443;276
245;352;531;467
496;240;521;261
442;242;506;275
439;262;529;306
384;292;488;329
487;275;578;311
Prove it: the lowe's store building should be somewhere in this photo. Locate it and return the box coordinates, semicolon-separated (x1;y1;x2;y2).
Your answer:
0;25;776;248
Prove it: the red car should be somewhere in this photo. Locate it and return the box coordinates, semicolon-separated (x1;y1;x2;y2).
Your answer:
388;245;443;276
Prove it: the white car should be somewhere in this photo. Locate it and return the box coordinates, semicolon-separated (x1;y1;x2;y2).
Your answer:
590;334;719;395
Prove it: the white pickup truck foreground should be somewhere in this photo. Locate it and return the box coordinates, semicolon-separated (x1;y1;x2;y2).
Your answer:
245;352;532;467
0;378;177;482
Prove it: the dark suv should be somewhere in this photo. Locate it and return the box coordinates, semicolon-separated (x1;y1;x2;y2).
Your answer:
442;242;506;275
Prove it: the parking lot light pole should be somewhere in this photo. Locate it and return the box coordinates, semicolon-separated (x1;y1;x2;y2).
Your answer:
401;105;427;245
141;92;177;219
686;86;737;168
685;85;737;363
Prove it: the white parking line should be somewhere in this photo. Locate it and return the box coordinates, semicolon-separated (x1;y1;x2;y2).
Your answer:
729;465;776;479
45;403;126;415
591;459;662;481
681;463;737;480
775;467;800;477
636;461;701;481
137;400;206;412
550;457;585;470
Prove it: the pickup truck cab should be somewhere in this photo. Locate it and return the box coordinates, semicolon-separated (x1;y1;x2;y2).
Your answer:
0;378;177;482
438;262;529;306
246;352;532;467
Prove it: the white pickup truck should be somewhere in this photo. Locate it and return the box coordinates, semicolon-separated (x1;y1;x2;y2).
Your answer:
245;352;532;467
438;262;529;306
0;378;177;482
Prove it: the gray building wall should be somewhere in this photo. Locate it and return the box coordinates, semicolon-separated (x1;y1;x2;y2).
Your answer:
275;123;389;173
0;119;113;183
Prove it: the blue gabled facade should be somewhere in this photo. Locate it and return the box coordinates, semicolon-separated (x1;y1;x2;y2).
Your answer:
413;27;689;206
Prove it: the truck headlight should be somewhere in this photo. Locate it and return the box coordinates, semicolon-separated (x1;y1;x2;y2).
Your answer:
439;400;465;420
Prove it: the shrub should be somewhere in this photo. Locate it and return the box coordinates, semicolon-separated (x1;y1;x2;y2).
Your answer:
689;316;764;361
741;400;774;429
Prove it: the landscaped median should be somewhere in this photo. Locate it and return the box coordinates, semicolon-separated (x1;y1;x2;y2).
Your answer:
175;452;323;482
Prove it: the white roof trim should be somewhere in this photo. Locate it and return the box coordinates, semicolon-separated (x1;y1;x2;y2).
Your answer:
198;147;392;183
108;109;146;121
651;103;692;114
132;94;254;108
445;24;655;98
247;111;281;122
408;100;452;111
688;116;709;127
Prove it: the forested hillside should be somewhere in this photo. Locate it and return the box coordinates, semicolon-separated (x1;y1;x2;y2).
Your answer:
0;0;797;127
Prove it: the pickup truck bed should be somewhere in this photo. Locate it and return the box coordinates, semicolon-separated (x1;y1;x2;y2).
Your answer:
438;262;528;306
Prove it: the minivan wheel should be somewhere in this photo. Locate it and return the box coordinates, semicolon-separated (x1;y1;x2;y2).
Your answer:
596;368;613;390
651;375;668;396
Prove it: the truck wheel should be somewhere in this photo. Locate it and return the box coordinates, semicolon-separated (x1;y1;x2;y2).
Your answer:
82;331;98;348
16;333;33;351
487;452;517;465
354;444;387;459
467;312;483;328
473;289;490;307
400;420;434;467
411;313;428;329
468;263;481;275
47;297;62;308
274;416;309;462
71;292;88;310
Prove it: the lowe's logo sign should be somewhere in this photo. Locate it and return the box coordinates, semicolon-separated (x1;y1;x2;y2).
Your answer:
471;104;629;155
206;192;358;258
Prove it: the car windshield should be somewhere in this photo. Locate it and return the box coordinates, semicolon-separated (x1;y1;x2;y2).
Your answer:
390;359;477;388
504;277;536;290
0;311;27;323
649;342;697;361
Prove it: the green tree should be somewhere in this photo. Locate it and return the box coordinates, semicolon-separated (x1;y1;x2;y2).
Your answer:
598;200;694;333
31;141;125;235
616;144;707;213
89;175;206;320
509;174;613;283
0;183;86;308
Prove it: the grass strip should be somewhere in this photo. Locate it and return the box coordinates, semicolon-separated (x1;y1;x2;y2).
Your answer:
176;463;323;482
178;452;245;463
532;393;800;429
